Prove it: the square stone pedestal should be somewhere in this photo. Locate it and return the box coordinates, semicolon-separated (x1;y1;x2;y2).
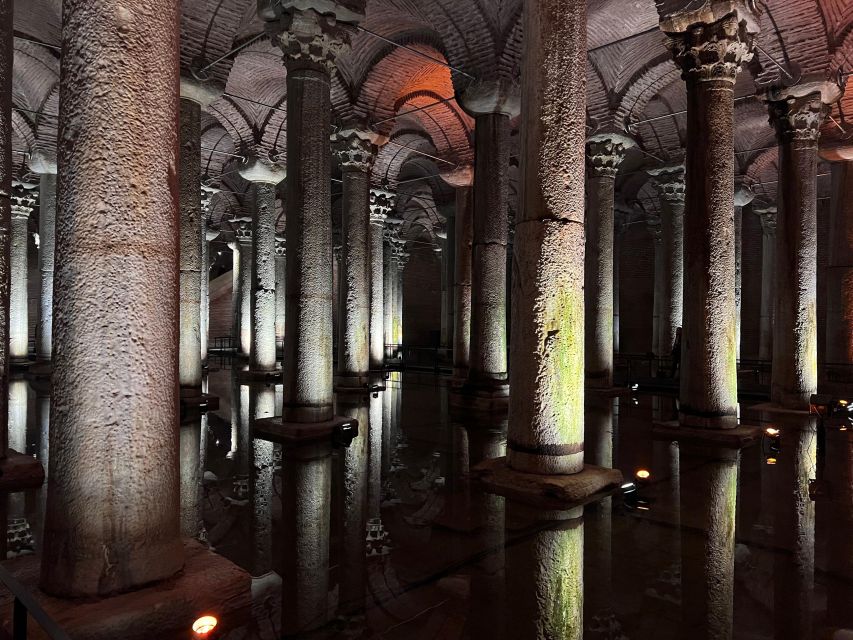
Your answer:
0;451;44;491
651;421;762;448
449;383;510;412
471;457;623;510
0;540;251;640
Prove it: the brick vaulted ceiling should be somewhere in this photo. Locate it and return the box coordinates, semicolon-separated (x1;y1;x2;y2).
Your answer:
11;0;853;238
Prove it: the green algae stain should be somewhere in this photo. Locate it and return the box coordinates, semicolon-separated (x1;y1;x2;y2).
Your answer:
540;527;584;640
547;286;584;445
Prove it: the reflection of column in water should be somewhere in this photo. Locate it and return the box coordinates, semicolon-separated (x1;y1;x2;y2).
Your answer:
281;441;333;635
367;390;390;556
468;422;507;640
35;387;50;474
231;382;251;499
824;426;853;627
679;444;738;640
179;416;203;538
506;503;584;640
773;418;817;640
229;368;240;459
337;393;369;616
274;384;283;418
8;379;27;454
250;384;276;578
382;380;392;476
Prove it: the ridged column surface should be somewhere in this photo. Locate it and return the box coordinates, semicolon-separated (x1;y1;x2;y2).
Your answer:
274;237;286;350
41;0;184;597
179;98;202;388
9;187;31;362
235;222;253;358
369;190;393;370
37;173;56;361
250;183;278;371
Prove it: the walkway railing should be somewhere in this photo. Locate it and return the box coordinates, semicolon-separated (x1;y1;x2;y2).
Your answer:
0;564;71;639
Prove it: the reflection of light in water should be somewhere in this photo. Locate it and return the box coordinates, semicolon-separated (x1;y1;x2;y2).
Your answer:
192;615;217;635
8;380;27;454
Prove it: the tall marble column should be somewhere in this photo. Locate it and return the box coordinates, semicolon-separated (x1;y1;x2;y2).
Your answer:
267;2;362;423
368;189;393;371
35;170;56;362
767;82;840;409
662;8;758;428
453;185;473;378
755;207;777;361
41;0;184;596
234;219;253;358
200;185;219;366
395;248;408;354
585;135;633;388
179;97;202;390
825;160;853;385
648;164;685;358
9;183;34;363
383;226;398;360
274;236;286;351
733;178;754;361
333;130;377;388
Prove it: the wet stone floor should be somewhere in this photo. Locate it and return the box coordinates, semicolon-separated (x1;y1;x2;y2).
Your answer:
3;364;853;639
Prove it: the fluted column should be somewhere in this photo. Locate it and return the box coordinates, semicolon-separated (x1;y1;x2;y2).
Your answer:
200;186;218;366
274;236;286;351
267;2;361;423
9;184;34;363
234;219;252;358
36;172;56;362
41;0;183;596
755;207;777;361
585;135;632;388
825;161;853;384
333;130;376;388
733;179;754;361
768;83;840;408
648;164;685;358
453;185;473;377
663;8;758;428
368;190;393;370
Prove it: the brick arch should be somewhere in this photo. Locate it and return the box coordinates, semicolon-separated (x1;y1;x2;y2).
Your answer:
745;147;779;204
395;90;473;167
201;115;238;180
373;130;437;189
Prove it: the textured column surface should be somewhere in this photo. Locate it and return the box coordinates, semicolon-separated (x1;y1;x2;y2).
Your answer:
179;417;202;538
200;185;218;365
648;219;663;357
274;236;286;350
648;165;685;357
41;0;183;597
383;231;397;359
826;161;853;377
733;180;754;361
334;132;376;387
368;190;393;370
229;241;240;347
271;6;358;422
667;12;756;429
0;0;11;457
508;0;587;475
768;88;834;409
235;221;253;358
36;173;56;361
755;207;777;361
250;385;275;576
468;113;509;387
453;185;474;377
584;135;631;388
179;98;202;388
250;183;278;371
613;220;623;354
9;186;33;363
395;249;407;351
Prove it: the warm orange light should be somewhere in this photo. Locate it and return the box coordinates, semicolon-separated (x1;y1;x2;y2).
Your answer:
765;427;780;437
766;457;777;465
635;469;651;480
839;400;849;407
192;615;218;636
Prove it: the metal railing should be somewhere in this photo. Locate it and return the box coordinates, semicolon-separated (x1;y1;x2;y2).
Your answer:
0;564;71;639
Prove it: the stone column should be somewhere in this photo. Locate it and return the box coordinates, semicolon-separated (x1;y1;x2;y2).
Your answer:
229;240;240;348
200;185;219;366
648;164;685;358
585;134;632;388
613;217;624;355
733;179;754;361
9;183;34;363
663;8;758;429
395;248;408;354
383;227;398;360
234;219;252;358
274;236;286;351
333;130;376;388
647;218;663;357
453;185;473;378
767;82;840;409
250;384;276;578
267;2;361;423
41;0;183;596
36;171;56;362
755;207;777;361
368;190;393;371
0;0;11;458
825;160;853;385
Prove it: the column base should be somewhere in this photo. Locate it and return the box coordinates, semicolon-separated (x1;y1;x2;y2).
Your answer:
236;368;282;384
254;415;357;445
652;420;762;448
27;361;52;378
471;457;622;510
585;385;633;398
10;358;30;372
0;450;44;491
742;402;820;429
179;388;219;413
334;372;371;392
450;381;510;412
678;408;739;430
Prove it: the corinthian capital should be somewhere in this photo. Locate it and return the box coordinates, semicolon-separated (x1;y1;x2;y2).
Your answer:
647;164;685;204
753;206;777;234
585;133;635;178
667;12;756;83
11;181;37;219
370;189;396;224
333;129;377;173
766;79;844;145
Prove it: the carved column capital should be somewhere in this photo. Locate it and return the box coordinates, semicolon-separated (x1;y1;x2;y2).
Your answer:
232;218;253;244
767;91;834;146
754;206;777;234
267;6;361;75
585;133;635;178
332;129;377;172
646;216;662;244
11;182;37;219
275;236;286;258
667;12;756;84
370;189;396;224
647;164;686;204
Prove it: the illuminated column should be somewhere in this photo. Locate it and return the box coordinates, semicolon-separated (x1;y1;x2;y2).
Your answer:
648;217;663;357
648;164;685;358
35;170;56;362
250;384;275;577
662;8;758;428
368;190;393;371
613;216;624;355
228;240;240;348
333;130;377;388
767;83;841;409
585;135;633;388
733;179;754;361
274;236;286;351
383;227;398;360
755;207;777;361
41;0;184;596
179;416;203;538
825;161;853;385
679;445;738;639
233;220;253;358
9;183;34;363
453;185;474;377
395;248;408;353
200;186;219;366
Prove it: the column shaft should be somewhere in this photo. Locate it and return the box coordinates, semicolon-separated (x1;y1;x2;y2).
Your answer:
585;173;615;387
368;191;390;370
237;229;252;358
826;161;853;376
734;205;743;360
250;183;277;371
41;0;183;596
275;239;286;351
757;209;777;361
179;98;202;388
9;203;28;362
37;174;56;361
453;185;473;376
0;0;10;456
383;241;395;359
